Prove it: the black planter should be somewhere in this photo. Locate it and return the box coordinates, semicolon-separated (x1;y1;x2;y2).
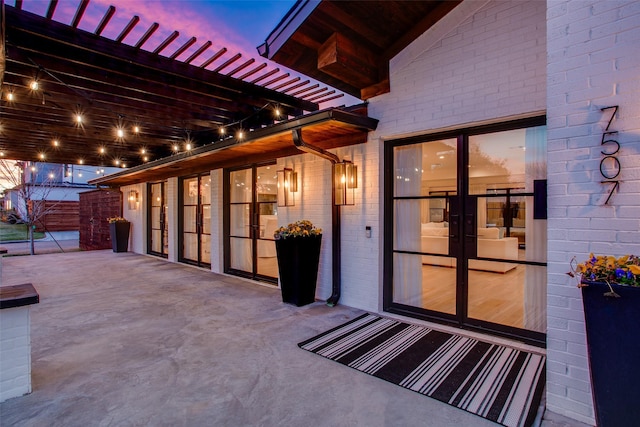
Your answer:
109;221;130;253
275;235;322;306
581;280;640;427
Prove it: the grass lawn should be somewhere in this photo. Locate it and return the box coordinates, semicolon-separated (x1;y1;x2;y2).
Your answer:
0;222;45;242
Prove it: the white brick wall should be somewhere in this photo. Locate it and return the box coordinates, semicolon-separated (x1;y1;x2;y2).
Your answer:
210;169;224;274
0;307;32;402
122;183;146;254
372;0;546;137
546;0;640;424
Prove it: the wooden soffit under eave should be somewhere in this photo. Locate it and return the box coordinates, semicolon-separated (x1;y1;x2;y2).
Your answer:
89;108;378;187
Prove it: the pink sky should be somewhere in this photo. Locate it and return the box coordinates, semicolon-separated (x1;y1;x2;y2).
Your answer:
11;0;357;106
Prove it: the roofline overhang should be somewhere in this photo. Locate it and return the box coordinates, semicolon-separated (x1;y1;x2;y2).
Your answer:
89;107;378;186
257;0;318;60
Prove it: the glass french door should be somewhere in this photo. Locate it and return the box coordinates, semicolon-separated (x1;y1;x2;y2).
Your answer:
180;174;211;267
385;118;547;345
148;181;168;257
225;164;279;284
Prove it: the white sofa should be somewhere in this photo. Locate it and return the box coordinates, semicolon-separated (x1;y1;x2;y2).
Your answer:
420;223;519;273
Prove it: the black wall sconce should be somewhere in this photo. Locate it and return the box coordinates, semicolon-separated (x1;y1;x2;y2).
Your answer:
277;167;297;206
127;189;140;210
334;161;357;206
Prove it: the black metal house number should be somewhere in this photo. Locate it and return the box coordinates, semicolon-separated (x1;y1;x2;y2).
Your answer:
600;105;620;204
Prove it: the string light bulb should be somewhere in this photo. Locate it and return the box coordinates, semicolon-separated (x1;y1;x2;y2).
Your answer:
30;80;39;91
7;92;14;101
173;144;179;152
117;128;124;139
75;113;83;124
53;139;60;147
39;153;45;160
99;147;106;155
133;125;140;134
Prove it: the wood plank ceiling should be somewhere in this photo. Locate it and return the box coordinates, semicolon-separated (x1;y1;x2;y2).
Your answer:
259;0;462;100
0;1;350;168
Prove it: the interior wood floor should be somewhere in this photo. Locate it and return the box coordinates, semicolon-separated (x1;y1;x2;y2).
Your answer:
257;256;279;279
418;262;525;329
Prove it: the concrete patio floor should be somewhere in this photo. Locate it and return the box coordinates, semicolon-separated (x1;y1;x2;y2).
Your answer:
0;250;587;427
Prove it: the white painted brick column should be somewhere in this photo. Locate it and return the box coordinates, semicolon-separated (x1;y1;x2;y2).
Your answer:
546;0;640;424
0;306;33;402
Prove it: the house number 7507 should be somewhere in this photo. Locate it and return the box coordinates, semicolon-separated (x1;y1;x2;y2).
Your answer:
600;105;620;205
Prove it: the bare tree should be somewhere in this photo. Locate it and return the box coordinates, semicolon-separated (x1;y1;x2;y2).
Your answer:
0;160;59;255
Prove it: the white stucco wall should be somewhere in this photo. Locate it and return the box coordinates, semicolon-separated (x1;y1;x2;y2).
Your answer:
546;0;640;424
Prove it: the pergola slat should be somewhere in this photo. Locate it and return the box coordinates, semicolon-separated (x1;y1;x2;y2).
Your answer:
95;6;116;36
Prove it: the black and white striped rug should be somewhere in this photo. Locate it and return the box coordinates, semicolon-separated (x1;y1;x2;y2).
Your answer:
298;314;545;427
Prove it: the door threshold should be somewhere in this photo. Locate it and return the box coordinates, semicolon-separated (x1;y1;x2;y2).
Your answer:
381;311;545;355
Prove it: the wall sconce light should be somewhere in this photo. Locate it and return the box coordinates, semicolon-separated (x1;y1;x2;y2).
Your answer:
334;161;357;206
128;190;140;210
277;168;297;207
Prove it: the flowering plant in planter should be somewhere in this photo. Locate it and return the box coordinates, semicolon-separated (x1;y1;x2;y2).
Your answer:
568;253;640;297
273;220;322;240
568;254;640;426
107;216;128;223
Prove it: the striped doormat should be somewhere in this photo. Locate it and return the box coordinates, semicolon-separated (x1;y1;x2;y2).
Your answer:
298;313;545;427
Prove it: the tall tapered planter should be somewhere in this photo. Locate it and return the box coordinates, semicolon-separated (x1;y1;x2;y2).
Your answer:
275;235;322;306
109;221;130;253
581;280;640;427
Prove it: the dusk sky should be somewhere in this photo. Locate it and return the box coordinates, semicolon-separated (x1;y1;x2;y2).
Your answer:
9;1;355;105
